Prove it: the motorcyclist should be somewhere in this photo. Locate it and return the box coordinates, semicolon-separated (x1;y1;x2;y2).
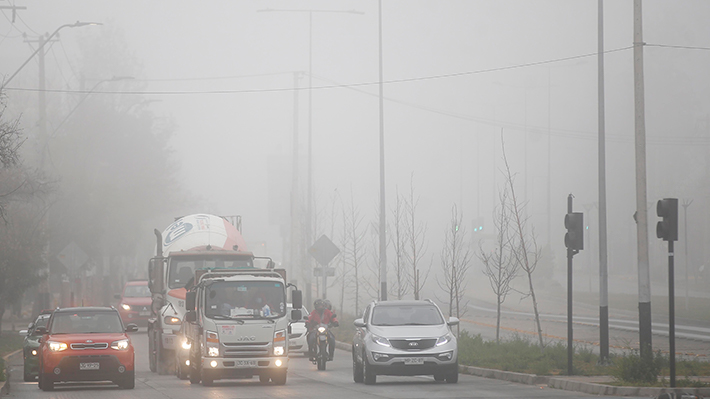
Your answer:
306;299;338;361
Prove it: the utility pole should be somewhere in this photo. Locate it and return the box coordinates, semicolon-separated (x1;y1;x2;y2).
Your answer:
633;0;653;360
290;72;301;288
597;0;610;364
378;0;387;301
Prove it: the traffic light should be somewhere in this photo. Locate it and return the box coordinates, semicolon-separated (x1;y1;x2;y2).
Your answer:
564;212;584;250
472;217;484;234
656;198;678;241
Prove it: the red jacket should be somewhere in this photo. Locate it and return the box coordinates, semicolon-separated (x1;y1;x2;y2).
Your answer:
307;309;338;330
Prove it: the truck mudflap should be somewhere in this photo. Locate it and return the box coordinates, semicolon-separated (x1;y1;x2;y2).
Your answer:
201;357;288;372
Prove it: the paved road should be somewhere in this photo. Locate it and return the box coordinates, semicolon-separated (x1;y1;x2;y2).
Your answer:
5;329;634;398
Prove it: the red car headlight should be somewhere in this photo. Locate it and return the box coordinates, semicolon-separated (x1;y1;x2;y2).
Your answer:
48;341;68;352
111;339;130;350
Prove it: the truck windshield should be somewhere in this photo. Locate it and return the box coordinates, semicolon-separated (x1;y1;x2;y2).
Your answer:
168;258;254;289
205;281;285;319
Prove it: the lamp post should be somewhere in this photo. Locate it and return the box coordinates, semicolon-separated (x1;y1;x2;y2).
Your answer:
258;7;363;307
1;21;102;90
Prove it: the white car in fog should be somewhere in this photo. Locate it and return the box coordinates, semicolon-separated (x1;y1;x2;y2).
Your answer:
287;303;309;355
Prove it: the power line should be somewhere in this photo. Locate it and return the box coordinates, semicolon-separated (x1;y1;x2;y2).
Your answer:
646;43;710;51
4;46;635;95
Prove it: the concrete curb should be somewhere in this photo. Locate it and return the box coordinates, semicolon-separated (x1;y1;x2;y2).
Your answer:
1;349;22;396
338;340;709;397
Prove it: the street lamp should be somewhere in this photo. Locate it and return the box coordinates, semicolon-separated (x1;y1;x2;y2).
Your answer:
1;21;103;89
258;7;362;306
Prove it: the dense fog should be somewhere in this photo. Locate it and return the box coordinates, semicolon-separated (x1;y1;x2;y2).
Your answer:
1;1;709;315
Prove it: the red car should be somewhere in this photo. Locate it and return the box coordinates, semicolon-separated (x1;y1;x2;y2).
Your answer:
36;307;137;391
115;280;152;327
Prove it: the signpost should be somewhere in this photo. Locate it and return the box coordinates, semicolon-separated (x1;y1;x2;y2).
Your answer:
309;235;340;299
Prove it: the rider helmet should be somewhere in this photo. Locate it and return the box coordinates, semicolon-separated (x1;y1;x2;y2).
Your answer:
314;299;325;311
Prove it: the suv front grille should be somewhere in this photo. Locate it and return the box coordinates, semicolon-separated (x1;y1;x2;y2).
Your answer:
70;342;109;350
390;338;437;351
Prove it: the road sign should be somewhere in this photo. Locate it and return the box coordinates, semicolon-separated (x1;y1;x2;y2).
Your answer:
309;235;340;266
313;267;336;277
57;241;88;274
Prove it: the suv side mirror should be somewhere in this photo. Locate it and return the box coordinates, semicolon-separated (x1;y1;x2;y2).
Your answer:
125;323;139;333
447;317;459;326
353;318;366;328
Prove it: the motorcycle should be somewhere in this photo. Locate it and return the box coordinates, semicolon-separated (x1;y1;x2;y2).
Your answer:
312;323;331;371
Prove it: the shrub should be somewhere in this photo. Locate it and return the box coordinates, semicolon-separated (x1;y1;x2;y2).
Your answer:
610;349;661;384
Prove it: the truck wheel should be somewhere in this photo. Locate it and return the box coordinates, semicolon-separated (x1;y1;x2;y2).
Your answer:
148;328;157;372
201;370;214;386
271;370;287;385
158;348;174;375
176;362;189;380
189;354;201;384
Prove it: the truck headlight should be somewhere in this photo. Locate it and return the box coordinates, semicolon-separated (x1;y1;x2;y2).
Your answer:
181;339;191;350
111;339;130;350
48;341;68;352
164;316;181;325
273;346;284;356
121;303;131;311
207;347;220;357
273;329;286;356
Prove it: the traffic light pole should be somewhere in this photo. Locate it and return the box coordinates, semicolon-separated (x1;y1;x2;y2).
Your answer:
667;239;676;387
567;194;574;376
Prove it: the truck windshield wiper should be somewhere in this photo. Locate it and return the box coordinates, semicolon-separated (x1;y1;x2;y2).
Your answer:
210;314;246;324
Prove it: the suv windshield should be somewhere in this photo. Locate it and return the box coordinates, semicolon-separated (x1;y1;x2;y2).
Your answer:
371;305;444;326
168;257;254;289
205;281;285;319
51;311;124;334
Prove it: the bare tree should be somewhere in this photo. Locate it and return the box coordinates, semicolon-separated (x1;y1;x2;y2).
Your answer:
341;188;367;316
405;174;431;299
500;137;545;350
479;186;518;343
390;187;410;299
0;94;23;220
437;204;472;331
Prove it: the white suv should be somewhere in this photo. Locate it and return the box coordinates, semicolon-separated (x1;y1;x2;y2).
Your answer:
352;300;459;385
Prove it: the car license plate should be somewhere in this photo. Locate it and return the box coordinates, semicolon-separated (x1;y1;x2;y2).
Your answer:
79;362;100;370
404;357;424;365
234;360;257;368
139;311;150;316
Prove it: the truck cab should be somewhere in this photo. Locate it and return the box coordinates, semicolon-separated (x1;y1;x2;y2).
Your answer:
183;270;302;385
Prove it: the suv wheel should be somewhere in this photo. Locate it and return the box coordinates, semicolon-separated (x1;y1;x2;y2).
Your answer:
352;351;364;383
445;370;458;384
363;355;376;385
433;373;445;382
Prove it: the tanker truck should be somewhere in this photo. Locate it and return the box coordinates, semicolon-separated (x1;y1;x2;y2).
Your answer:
148;214;265;374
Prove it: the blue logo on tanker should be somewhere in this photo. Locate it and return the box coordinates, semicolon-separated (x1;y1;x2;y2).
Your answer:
164;220;193;245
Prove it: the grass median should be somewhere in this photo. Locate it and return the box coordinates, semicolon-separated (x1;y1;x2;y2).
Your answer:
0;333;24;381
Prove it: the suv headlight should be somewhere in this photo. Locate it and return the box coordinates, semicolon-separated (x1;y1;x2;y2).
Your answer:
436;333;453;347
371;334;391;347
121;303;131;311
48;341;68;352
111;339;130;350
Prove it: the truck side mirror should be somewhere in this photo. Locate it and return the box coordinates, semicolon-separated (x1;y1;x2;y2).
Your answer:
148;257;165;294
185;310;196;323
186;291;196;311
291;290;303;310
290;309;302;321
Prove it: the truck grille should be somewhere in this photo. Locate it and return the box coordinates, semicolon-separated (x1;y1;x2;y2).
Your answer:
222;342;270;358
389;338;437;351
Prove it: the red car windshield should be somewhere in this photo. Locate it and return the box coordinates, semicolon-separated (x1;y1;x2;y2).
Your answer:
51;312;124;334
123;284;150;298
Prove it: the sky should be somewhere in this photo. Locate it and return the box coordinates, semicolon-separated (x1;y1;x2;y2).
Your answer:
2;1;710;295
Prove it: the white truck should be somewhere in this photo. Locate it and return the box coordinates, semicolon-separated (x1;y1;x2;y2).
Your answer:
183;269;303;385
147;214;256;375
